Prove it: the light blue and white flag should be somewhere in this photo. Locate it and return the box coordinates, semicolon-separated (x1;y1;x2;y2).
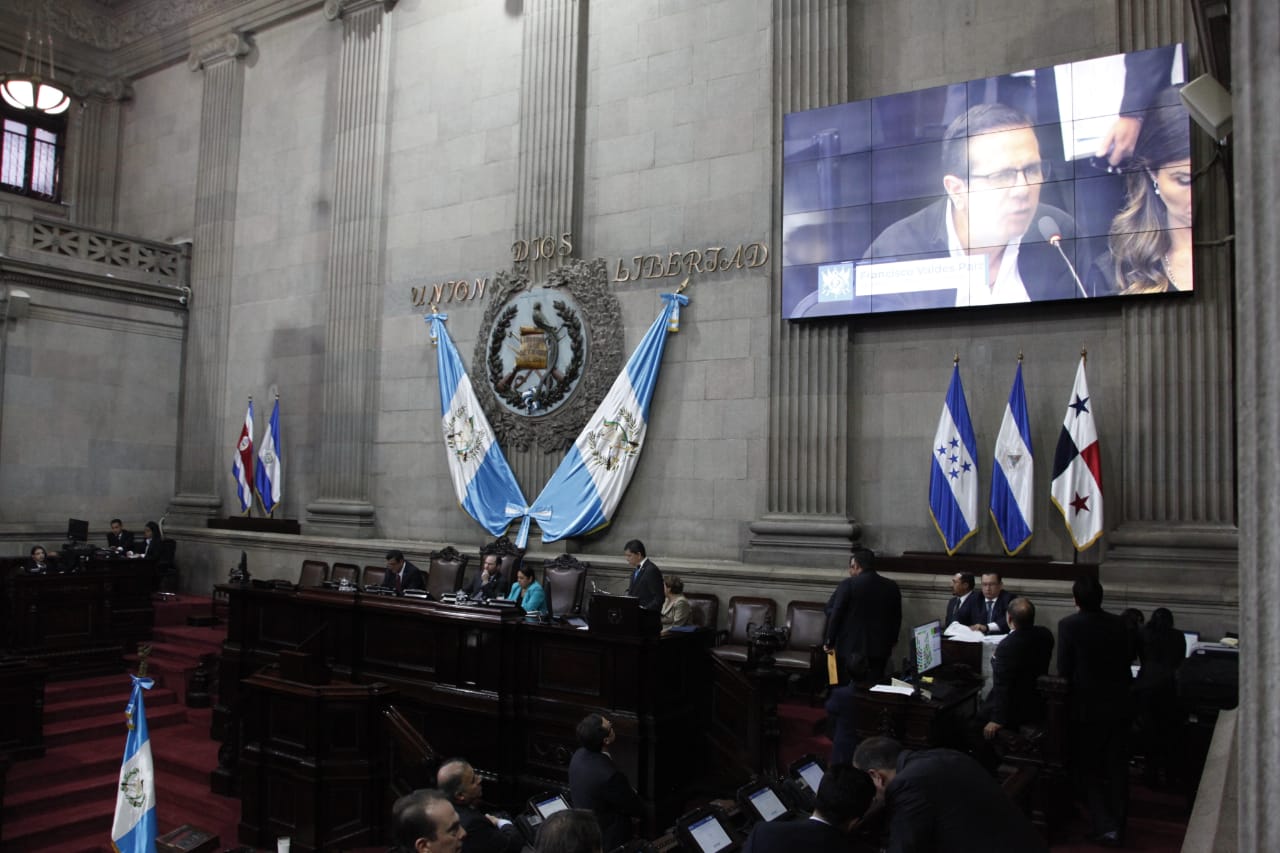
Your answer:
427;312;529;538
530;292;689;543
255;396;283;516
110;674;157;853
929;362;980;555
990;361;1034;555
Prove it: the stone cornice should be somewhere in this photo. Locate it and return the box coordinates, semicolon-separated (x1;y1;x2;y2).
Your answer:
186;31;253;72
70;72;134;102
323;0;397;22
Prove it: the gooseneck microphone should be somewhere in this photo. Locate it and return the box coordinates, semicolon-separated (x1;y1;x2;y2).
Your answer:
1039;216;1089;299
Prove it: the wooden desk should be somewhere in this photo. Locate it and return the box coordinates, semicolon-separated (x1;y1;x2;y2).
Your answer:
1;560;156;676
853;680;981;749
213;585;713;845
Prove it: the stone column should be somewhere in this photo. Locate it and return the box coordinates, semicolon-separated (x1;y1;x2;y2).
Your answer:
504;0;589;496
1104;1;1237;594
167;33;252;525
1234;0;1279;847
305;0;397;536
65;74;134;231
745;0;858;565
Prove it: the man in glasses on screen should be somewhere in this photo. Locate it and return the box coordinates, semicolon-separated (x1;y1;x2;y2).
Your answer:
861;103;1082;310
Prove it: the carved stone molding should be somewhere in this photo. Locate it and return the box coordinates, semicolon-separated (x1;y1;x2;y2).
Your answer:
70;73;134;103
323;0;396;22
187;31;252;72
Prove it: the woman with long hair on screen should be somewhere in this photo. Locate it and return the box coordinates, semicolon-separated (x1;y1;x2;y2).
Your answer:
1091;87;1193;294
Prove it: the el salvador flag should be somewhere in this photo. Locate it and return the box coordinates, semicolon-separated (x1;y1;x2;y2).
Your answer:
929;363;980;555
427;312;528;536
990;361;1034;555
111;675;157;853
255;397;283;515
530;292;688;544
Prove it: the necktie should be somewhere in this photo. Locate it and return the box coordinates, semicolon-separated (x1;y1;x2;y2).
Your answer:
395;572;403;592
986;600;995;622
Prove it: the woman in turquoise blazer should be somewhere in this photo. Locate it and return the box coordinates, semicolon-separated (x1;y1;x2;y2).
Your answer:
507;565;548;616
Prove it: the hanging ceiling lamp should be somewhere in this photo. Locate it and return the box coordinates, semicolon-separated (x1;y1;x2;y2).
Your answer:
0;1;71;116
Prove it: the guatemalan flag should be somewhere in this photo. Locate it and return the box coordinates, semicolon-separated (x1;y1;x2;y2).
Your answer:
255;397;282;515
110;675;157;853
929;362;980;555
1050;356;1104;549
427;312;529;537
231;399;255;514
990;361;1034;555
529;292;689;544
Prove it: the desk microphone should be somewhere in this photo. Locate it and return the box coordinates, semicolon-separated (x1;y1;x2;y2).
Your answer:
1038;216;1089;299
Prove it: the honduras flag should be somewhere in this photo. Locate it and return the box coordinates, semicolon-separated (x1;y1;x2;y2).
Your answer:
231;398;254;514
111;675;157;853
530;292;689;544
990;361;1034;555
929;363;980;555
255;397;283;515
427;312;529;536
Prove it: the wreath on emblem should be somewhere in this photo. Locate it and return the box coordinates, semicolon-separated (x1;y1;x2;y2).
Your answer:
120;766;147;808
444;406;487;462
585;408;642;472
486;301;585;413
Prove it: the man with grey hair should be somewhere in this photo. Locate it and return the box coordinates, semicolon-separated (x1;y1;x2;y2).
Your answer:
436;758;523;853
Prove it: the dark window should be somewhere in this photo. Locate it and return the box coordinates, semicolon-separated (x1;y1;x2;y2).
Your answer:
1;104;64;202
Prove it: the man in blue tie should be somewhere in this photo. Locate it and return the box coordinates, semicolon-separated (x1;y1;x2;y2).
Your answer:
623;540;664;611
970;571;1016;635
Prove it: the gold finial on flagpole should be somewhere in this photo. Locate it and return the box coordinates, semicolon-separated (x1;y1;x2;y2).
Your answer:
953;353;960;365
137;643;152;678
1081;347;1087;364
1018;351;1024;362
675;277;690;294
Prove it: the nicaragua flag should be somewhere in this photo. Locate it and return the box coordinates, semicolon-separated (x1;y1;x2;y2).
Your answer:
231;399;254;514
255;397;282;515
530;292;689;544
426;312;529;536
1050;356;1104;549
990;361;1034;555
929;363;980;555
111;674;157;853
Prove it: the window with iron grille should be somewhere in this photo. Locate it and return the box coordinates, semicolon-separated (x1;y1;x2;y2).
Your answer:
1;104;64;202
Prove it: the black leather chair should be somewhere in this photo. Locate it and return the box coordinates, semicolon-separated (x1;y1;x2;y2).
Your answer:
298;559;329;587
712;596;777;664
427;547;468;599
543;554;589;617
330;563;359;585
774;600;829;701
362;564;385;588
686;592;720;630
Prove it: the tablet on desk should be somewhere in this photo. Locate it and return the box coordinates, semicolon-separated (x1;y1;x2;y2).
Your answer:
532;793;570;820
744;785;788;822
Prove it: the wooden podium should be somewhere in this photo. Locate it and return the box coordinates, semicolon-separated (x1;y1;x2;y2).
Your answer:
587;593;661;637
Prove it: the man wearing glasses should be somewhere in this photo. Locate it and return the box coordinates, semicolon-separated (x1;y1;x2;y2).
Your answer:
862;103;1080;309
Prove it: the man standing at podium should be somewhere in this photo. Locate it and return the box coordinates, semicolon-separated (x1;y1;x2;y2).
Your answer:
623;540;664;611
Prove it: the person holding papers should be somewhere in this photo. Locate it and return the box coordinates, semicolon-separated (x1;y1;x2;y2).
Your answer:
861;103;1080;311
824;549;902;682
970;571;1016;635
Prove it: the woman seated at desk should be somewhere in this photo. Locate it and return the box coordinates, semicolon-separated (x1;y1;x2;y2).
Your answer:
661;575;692;631
507;565;548;616
137;521;163;559
24;545;55;574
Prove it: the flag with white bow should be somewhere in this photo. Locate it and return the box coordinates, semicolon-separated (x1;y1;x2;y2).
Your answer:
427;312;529;538
231;399;254;514
990;360;1034;555
1050;356;1104;549
929;362;980;554
110;674;157;853
529;292;689;543
255;396;283;515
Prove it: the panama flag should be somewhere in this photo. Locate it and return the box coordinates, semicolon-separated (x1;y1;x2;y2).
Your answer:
426;312;529;537
110;674;157;853
231;399;255;514
255;397;282;515
929;363;980;555
530;292;689;544
1050;356;1104;549
990;361;1035;555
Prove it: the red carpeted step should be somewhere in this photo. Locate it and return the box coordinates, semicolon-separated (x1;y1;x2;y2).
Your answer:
45;673;152;705
152;595;216;627
2;772;117;820
6;738;121;784
44;701;189;748
44;684;178;724
1;795;117;850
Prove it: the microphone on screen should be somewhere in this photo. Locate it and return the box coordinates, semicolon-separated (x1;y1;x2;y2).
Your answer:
1039;216;1089;299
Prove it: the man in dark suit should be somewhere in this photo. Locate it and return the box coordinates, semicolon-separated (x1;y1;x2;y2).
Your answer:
970;571;1016;635
383;549;426;593
568;714;645;852
465;553;506;599
861;103;1086;312
824;548;902;682
536;810;602;853
623;539;664;611
107;519;135;551
1058;575;1134;847
391;788;466;853
943;572;983;627
437;758;523;853
970;596;1054;773
854;736;1047;853
742;764;876;853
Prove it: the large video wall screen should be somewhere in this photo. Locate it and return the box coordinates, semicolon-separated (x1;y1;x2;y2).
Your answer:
782;46;1191;320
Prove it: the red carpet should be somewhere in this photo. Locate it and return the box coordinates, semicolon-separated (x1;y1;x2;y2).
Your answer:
2;596;238;852
775;699;1190;851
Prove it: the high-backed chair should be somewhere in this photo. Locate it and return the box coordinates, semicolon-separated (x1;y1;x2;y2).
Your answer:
330;563;359;585
298;559;329;587
543;554;589;618
712;596;777;664
426;546;468;599
362;565;385;588
686;593;720;630
479;536;524;595
774;600;830;701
